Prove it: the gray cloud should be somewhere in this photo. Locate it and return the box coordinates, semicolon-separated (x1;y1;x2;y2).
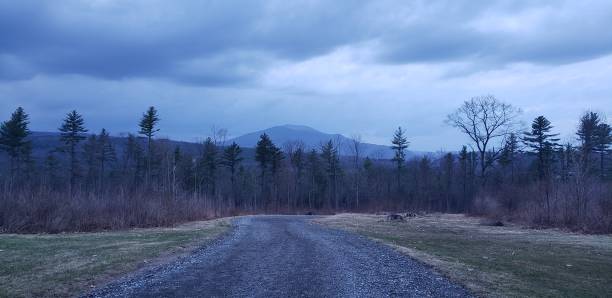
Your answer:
2;1;610;86
0;1;372;85
3;1;612;85
1;0;612;150
378;1;612;67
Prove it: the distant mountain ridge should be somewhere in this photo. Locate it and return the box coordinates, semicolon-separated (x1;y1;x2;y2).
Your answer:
22;125;426;162
228;124;422;159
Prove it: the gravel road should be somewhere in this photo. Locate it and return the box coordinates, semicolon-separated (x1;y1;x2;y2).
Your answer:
86;215;471;297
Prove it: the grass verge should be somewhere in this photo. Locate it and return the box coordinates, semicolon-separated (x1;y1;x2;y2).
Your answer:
316;213;612;297
0;218;231;297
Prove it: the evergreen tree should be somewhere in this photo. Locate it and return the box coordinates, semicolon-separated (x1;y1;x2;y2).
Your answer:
499;133;519;183
441;152;455;212
255;134;273;171
457;146;476;210
138;106;160;143
0;107;31;179
138;106;160;183
321;140;341;208
523;116;560;179
59;110;88;192
254;134;284;207
270;144;284;177
594;123;611;179
289;145;305;207
306;149;324;209
390;126;409;192
123;133;145;186
199;137;218;195
576;111;601;174
222;142;243;198
97;128;116;187
255;133;273;197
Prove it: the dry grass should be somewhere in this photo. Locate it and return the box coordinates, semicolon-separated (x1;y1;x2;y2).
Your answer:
316;213;612;298
0;218;232;298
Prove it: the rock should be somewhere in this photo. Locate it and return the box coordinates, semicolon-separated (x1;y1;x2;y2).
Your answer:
386;214;404;221
480;219;504;226
491;221;504;227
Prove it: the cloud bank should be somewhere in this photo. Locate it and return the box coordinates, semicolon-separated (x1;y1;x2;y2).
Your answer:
1;0;611;150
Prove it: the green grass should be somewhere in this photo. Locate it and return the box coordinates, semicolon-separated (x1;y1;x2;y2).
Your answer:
0;218;231;298
316;214;612;298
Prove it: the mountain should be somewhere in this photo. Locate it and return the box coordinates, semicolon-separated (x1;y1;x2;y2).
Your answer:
14;126;424;164
228;124;421;159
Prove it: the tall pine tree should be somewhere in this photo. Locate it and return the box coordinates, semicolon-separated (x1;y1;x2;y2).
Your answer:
59;110;88;192
97;128;116;187
321;140;341;208
577;111;601;174
595;123;612;179
222;142;243;200
199;137;218;195
255;133;282;207
390;126;409;192
0;107;31;180
523;116;559;179
138;106;160;184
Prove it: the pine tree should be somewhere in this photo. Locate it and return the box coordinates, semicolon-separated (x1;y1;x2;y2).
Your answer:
138;106;160;183
499;133;519;183
254;134;284;207
0;107;31;180
255;133;273;198
306;149;323;209
199;137;218;195
59;110;88;192
523;116;559;179
458;146;475;211
123;133;145;186
595;123;612;179
577;111;601;174
222;141;243;198
441;152;455;212
270;145;284;177
97;128;116;187
289;145;305;207
321;140;341;209
390;126;409;192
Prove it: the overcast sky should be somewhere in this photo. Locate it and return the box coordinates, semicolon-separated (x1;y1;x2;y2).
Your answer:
1;1;611;151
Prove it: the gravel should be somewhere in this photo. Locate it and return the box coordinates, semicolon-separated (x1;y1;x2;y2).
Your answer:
85;215;472;297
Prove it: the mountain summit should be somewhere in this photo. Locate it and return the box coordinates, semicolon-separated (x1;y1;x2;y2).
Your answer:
228;124;418;159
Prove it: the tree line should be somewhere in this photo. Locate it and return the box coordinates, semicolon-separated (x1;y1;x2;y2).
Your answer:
1;96;611;233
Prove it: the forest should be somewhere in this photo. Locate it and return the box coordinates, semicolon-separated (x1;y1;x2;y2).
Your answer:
1;95;611;233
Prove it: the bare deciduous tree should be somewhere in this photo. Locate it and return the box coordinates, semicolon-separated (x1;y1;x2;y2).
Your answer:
446;95;521;183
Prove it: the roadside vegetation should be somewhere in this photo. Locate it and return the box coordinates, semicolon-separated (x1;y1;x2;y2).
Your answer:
317;213;612;297
0;218;230;297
